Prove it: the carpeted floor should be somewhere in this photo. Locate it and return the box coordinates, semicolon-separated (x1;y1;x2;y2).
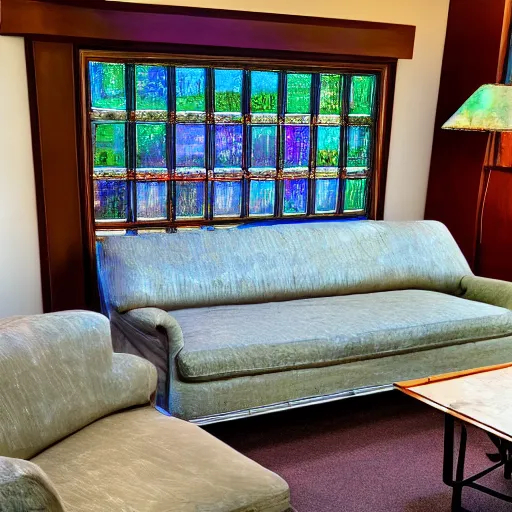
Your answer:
205;391;512;512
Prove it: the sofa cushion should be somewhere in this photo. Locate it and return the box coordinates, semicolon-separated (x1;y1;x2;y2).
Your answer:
33;407;290;512
97;220;472;314
174;290;512;382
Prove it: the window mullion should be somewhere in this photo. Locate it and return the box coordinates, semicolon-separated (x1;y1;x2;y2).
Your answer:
309;73;320;216
338;73;350;214
126;63;136;224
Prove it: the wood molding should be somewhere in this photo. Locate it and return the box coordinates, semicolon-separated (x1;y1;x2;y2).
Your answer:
0;0;415;59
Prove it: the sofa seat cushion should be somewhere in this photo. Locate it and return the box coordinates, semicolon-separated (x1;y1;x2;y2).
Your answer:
174;290;512;382
32;407;290;512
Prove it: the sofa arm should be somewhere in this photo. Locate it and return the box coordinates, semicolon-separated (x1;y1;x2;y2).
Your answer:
460;275;512;310
0;456;65;511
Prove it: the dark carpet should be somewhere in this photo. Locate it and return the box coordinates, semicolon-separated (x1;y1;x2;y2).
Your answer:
205;391;512;512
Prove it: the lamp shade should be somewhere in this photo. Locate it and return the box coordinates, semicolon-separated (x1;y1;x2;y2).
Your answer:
442;84;512;132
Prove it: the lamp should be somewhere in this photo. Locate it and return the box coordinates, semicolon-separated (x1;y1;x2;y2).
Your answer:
442;84;512;271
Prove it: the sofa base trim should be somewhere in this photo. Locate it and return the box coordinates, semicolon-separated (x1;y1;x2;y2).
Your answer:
190;383;392;425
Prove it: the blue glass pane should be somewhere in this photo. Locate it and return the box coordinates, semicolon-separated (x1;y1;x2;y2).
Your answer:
283;179;307;215
347;126;371;167
136;182;167;219
315;179;338;213
175;124;205;168
317;126;340;167
136;65;167;110
215;69;242;112
93;123;126;168
175;181;205;219
94;180;127;220
215;125;243;168
251;71;278;113
213;181;241;217
89;62;126;110
251;125;277;168
136;124;166;168
249;180;275;216
284;126;310;168
176;68;206;111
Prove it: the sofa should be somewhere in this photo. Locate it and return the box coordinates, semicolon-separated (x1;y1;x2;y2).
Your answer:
0;311;290;511
97;220;512;423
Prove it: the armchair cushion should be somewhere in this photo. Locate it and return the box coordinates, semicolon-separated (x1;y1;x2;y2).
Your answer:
33;407;290;512
0;456;65;512
174;290;512;381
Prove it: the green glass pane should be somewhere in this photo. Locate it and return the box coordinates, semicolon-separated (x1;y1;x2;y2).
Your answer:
176;68;206;112
136;124;166;168
176;181;205;219
286;73;311;114
344;178;367;211
93;123;125;168
347;126;371;167
350;75;376;116
317;126;340;167
136;65;167;111
251;71;278;113
89;62;126;110
320;74;341;115
215;69;242;112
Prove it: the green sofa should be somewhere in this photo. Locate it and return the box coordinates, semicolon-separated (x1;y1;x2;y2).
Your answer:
97;220;512;423
0;311;290;511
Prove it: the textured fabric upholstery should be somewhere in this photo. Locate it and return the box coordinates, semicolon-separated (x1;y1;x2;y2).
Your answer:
461;275;512;310
0;311;157;459
97;220;472;314
173;290;512;381
169;335;512;420
33;407;290;512
0;456;65;512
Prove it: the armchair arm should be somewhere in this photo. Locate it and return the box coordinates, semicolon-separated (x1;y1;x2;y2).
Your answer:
0;456;65;511
460;275;512;310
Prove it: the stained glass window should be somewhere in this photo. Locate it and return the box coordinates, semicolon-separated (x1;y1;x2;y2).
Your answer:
86;56;379;229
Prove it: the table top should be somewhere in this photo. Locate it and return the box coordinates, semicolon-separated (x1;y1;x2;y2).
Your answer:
395;363;512;442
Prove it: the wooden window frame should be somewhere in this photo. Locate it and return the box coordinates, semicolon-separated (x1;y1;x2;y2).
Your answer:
0;0;413;312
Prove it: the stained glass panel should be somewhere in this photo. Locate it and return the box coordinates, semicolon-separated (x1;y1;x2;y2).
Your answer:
136;123;166;169
136;182;167;219
251;125;277;169
93;123;126;168
215;125;243;169
347;126;371;168
136;65;167;111
249;180;275;216
175;181;205;219
284;126;310;168
344;178;367;211
350;75;376;116
175;124;205;168
286;73;311;114
89;62;126;110
315;179;338;213
213;181;242;217
317;126;340;167
94;180;127;220
251;71;278;113
215;69;242;112
176;67;206;111
320;74;341;115
283;179;307;215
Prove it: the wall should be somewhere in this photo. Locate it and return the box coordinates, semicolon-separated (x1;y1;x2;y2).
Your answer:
0;37;43;317
0;0;449;316
112;0;451;220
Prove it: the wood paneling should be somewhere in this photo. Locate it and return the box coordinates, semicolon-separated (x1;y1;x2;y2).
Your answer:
0;0;415;59
26;41;87;311
425;0;509;269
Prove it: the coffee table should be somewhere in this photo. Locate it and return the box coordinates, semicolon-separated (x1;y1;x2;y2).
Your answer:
395;362;512;512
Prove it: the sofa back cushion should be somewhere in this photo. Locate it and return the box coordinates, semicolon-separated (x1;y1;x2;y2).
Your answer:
97;220;472;314
0;311;157;460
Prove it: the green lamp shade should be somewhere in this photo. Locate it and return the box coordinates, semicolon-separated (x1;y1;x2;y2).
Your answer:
442;84;512;132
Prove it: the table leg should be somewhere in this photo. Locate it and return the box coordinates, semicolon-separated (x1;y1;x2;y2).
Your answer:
443;414;467;512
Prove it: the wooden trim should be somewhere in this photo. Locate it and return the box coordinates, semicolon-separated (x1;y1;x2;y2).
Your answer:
0;0;415;59
26;41;87;311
